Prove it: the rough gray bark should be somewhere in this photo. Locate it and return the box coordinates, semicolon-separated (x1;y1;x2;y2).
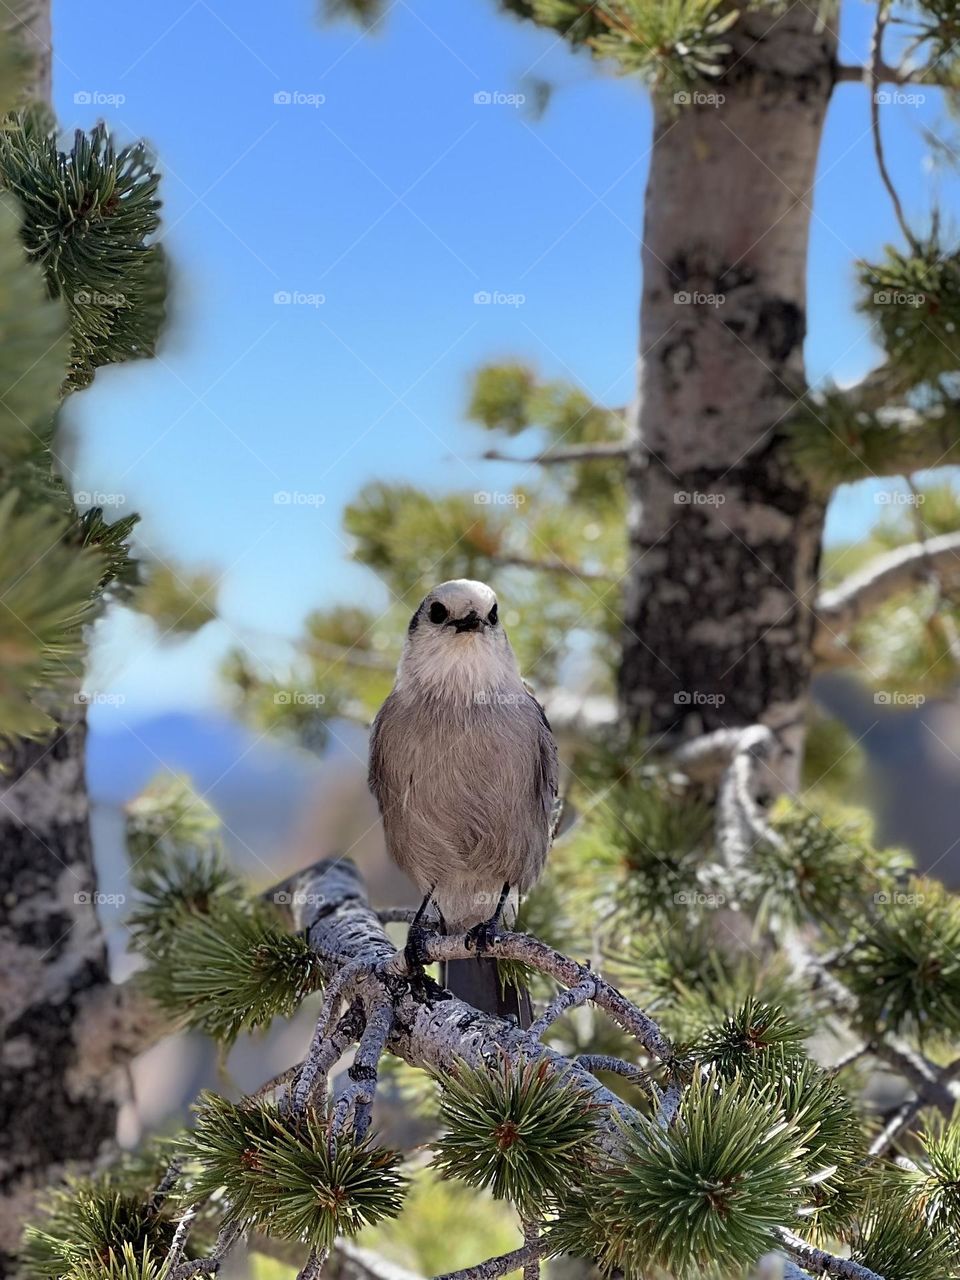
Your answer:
620;2;838;788
0;705;133;1268
3;0;52;103
0;8;134;1264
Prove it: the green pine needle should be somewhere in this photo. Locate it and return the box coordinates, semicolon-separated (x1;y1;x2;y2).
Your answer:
752;803;893;930
0;489;105;740
127;846;242;954
20;1178;174;1280
913;1115;960;1248
185;1093;408;1251
589;0;740;85
70;1241;165;1280
693;999;809;1078
549;1070;807;1278
838;877;960;1041
0;113;165;390
433;1055;599;1218
857;241;960;393
135;899;323;1044
851;1182;959;1280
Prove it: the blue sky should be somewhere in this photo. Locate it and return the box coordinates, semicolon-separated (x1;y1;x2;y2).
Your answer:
51;0;959;714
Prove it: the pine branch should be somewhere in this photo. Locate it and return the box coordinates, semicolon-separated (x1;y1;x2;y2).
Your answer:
785;936;960;1115
281;857;895;1280
814;531;960;661
481;442;629;465
433;1242;540;1280
870;1;920;253
775;1230;884;1280
490;553;614;581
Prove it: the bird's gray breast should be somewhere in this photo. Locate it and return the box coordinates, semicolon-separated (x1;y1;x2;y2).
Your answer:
370;689;553;910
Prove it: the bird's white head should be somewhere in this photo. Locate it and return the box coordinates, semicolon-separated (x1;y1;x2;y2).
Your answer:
397;578;521;702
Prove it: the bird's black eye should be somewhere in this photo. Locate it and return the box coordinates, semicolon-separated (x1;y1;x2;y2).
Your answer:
429;601;448;624
487;603;498;625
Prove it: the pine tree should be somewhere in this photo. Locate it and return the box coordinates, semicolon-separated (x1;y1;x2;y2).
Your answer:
12;1;960;1279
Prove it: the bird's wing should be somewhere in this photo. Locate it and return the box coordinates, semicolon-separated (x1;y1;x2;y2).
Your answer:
367;695;396;811
528;693;561;840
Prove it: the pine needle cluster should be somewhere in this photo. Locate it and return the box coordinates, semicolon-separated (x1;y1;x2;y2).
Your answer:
433;1056;599;1218
20;1178;175;1280
134;897;322;1044
184;1093;408;1251
837;877;960;1042
0;114;165;389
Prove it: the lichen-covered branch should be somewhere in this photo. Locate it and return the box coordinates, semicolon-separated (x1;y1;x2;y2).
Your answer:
280;857;891;1280
815;532;960;661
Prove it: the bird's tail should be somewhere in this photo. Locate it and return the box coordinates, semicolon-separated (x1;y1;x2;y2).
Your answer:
442;956;533;1028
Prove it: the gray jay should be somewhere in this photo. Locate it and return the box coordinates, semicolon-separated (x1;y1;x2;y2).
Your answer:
368;578;559;1025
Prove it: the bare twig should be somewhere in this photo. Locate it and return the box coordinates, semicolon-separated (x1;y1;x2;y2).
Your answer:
776;1228;884;1280
522;1222;540;1280
868;1092;928;1158
870;1;919;252
786;936;959;1115
383;930;673;1062
296;958;384;1110
164;1203;200;1275
656;1082;683;1129
297;1247;329;1280
575;1053;647;1086
527;976;597;1039
482;442;629;466
490;553;614;582
433;1241;540;1280
170;1219;245;1279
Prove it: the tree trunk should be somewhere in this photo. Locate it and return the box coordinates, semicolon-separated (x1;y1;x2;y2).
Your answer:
0;705;135;1269
4;0;52;104
619;2;837;788
0;9;129;1269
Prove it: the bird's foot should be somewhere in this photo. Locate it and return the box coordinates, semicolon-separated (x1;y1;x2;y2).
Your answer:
465;917;500;955
404;921;433;972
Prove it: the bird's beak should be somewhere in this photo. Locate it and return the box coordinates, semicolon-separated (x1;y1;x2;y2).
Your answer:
450;611;481;633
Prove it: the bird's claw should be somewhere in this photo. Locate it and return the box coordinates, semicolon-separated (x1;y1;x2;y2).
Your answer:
465;918;500;954
404;922;432;972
